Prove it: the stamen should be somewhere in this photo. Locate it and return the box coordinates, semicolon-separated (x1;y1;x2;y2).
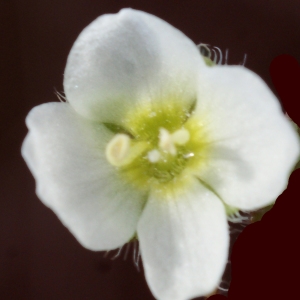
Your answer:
106;134;149;167
147;149;161;163
158;128;177;155
171;128;190;145
106;134;131;166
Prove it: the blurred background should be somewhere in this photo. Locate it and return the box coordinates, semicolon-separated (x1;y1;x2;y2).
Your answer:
1;0;300;299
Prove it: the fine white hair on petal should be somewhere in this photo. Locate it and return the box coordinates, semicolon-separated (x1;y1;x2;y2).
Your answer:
63;8;205;123
194;65;300;210
22;102;147;251
137;180;229;300
225;49;229;64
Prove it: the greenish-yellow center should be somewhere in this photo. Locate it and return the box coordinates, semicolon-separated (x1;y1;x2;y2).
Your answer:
105;99;212;198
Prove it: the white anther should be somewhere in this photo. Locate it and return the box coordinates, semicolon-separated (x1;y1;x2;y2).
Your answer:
184;152;194;159
158;128;177;156
171;128;190;145
106;134;131;167
147;149;161;163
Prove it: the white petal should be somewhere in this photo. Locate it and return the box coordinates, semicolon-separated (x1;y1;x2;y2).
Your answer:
64;8;204;123
22;102;146;250
194;65;300;210
137;181;229;300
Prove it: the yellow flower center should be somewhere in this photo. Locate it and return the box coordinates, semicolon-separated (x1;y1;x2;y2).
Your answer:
105;99;211;198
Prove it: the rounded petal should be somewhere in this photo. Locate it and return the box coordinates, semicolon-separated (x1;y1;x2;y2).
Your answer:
194;65;300;210
22;102;146;251
63;8;204;123
137;181;229;300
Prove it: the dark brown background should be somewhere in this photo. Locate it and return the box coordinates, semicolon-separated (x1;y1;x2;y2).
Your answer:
1;1;300;299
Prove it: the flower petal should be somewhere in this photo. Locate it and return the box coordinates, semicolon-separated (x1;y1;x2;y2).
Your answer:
137;180;229;300
64;8;204;123
194;65;300;210
22;102;146;250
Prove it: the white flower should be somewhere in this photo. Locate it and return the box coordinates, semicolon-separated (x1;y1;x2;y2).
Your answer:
21;8;299;300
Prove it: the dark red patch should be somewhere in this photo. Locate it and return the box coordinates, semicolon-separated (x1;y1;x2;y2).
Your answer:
228;169;300;299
